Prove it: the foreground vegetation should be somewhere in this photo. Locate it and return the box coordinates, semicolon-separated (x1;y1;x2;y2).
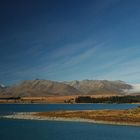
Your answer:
35;107;140;125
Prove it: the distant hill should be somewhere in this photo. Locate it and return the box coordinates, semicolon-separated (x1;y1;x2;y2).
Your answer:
1;80;80;97
64;80;132;95
0;79;134;97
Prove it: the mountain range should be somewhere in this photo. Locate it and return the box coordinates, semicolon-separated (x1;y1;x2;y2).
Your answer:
0;79;138;97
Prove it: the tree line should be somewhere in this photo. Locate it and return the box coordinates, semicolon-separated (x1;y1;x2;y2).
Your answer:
75;95;140;103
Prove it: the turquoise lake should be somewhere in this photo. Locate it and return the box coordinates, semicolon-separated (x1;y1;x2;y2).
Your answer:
0;104;140;140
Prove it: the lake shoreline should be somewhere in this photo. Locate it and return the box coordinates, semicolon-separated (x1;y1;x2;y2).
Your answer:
2;109;140;127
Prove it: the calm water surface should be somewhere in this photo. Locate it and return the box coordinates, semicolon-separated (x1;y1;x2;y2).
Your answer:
0;103;138;114
0;104;140;140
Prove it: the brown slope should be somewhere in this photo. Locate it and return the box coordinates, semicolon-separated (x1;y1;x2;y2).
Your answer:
2;80;80;97
64;80;132;95
0;79;133;97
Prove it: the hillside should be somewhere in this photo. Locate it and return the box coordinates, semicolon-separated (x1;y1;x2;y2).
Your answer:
0;79;134;97
0;80;80;97
64;80;132;95
0;80;132;97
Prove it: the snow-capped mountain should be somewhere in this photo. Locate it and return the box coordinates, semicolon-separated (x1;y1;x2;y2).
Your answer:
0;79;139;97
64;80;132;95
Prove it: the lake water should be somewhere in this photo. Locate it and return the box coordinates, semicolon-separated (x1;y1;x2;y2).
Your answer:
0;104;140;140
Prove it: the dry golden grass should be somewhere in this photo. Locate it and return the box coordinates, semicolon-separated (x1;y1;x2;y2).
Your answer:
35;107;140;123
0;94;122;103
21;94;120;103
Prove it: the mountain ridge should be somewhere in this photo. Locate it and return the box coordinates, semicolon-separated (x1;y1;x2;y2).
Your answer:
0;79;134;97
63;80;132;95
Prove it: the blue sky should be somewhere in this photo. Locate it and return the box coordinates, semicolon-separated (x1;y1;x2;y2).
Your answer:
1;0;140;85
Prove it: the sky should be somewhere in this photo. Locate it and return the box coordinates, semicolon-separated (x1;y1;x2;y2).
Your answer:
1;0;140;85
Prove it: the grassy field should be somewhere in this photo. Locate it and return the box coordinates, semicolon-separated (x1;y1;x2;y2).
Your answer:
35;107;140;124
0;94;118;103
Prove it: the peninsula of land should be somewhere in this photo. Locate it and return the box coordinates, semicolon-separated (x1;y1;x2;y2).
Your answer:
2;107;140;126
